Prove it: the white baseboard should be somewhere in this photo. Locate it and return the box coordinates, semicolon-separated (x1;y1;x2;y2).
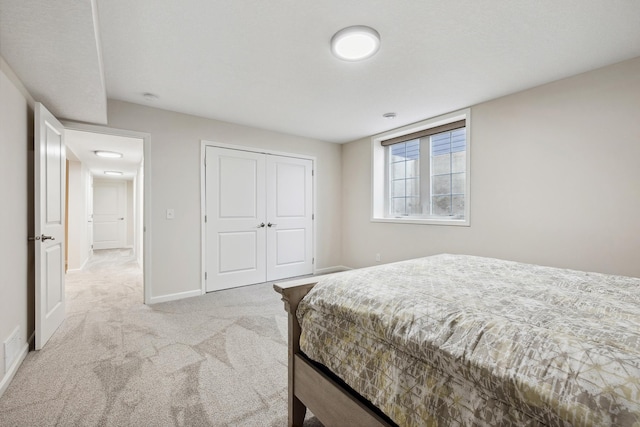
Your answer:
0;340;29;398
314;265;352;275
149;289;203;304
149;269;352;304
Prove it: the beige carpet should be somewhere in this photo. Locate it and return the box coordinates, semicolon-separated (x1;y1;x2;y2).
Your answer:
0;249;321;426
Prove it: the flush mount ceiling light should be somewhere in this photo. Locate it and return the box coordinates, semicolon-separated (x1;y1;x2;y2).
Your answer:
94;150;123;158
104;171;123;176
383;112;397;119
331;26;380;61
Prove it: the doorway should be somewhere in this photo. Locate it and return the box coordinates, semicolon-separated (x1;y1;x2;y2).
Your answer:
63;123;151;303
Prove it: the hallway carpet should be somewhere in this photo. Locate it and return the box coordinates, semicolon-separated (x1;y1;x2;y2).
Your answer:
0;249;321;426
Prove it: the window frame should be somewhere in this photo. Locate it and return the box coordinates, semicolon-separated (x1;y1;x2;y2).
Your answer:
371;108;471;226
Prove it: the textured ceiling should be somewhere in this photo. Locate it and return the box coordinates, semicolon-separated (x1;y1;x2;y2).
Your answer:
0;0;107;124
2;1;640;143
65;130;143;179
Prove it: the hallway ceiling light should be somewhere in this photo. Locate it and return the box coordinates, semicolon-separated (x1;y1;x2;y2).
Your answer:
95;150;123;158
331;26;380;61
104;171;123;176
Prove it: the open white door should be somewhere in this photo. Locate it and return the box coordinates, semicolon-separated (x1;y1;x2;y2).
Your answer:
34;103;66;350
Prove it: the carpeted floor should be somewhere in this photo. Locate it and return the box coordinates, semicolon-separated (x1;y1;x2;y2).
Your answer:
0;249;321;426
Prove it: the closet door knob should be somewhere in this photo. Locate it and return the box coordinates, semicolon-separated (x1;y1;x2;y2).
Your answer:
258;222;266;228
267;222;277;227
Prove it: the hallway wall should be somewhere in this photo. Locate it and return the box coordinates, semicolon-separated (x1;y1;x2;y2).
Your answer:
67;159;91;270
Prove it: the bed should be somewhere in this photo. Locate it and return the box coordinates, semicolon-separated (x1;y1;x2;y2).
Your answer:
273;254;640;427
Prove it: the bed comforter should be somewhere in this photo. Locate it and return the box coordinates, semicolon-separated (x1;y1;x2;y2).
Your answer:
297;254;640;426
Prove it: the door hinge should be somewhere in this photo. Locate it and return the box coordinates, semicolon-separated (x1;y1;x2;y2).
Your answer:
312;214;314;220
312;170;314;177
204;215;207;223
205;272;208;280
312;258;315;265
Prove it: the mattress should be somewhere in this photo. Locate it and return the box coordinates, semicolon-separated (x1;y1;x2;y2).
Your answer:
297;254;640;426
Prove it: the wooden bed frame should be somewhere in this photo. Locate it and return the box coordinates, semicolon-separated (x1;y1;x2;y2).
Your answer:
274;278;395;427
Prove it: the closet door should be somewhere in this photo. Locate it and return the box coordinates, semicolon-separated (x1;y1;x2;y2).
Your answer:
206;147;266;291
266;156;313;281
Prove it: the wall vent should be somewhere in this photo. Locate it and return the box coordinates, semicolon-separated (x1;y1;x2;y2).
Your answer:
4;326;21;373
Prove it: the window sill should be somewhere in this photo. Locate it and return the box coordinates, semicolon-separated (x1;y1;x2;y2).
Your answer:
371;216;470;226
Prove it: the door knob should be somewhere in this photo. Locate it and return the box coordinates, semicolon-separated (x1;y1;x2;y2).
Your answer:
28;234;55;241
258;222;266;228
267;222;277;227
118;217;124;220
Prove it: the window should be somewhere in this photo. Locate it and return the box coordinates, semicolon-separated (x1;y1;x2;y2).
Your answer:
430;128;466;217
389;139;420;216
372;109;470;225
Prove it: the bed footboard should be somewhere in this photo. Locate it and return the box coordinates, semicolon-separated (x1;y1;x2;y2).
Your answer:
274;278;393;427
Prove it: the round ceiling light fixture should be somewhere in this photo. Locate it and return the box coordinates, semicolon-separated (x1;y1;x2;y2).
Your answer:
94;150;123;158
331;26;380;61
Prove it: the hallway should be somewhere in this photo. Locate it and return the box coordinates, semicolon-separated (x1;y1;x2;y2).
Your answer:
0;249;145;425
0;249;319;426
67;248;143;309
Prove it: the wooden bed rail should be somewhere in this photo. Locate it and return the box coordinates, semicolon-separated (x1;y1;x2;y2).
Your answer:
274;277;394;427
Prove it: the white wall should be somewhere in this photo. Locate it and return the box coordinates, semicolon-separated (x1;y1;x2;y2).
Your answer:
0;58;34;393
67;159;91;270
85;172;93;260
126;180;134;247
106;100;343;301
341;57;640;277
135;161;144;267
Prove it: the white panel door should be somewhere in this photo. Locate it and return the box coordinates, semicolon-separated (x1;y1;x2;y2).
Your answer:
266;156;313;281
206;147;266;291
93;180;127;250
34;103;66;350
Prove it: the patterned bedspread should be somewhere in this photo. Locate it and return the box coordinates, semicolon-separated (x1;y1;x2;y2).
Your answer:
297;254;640;426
